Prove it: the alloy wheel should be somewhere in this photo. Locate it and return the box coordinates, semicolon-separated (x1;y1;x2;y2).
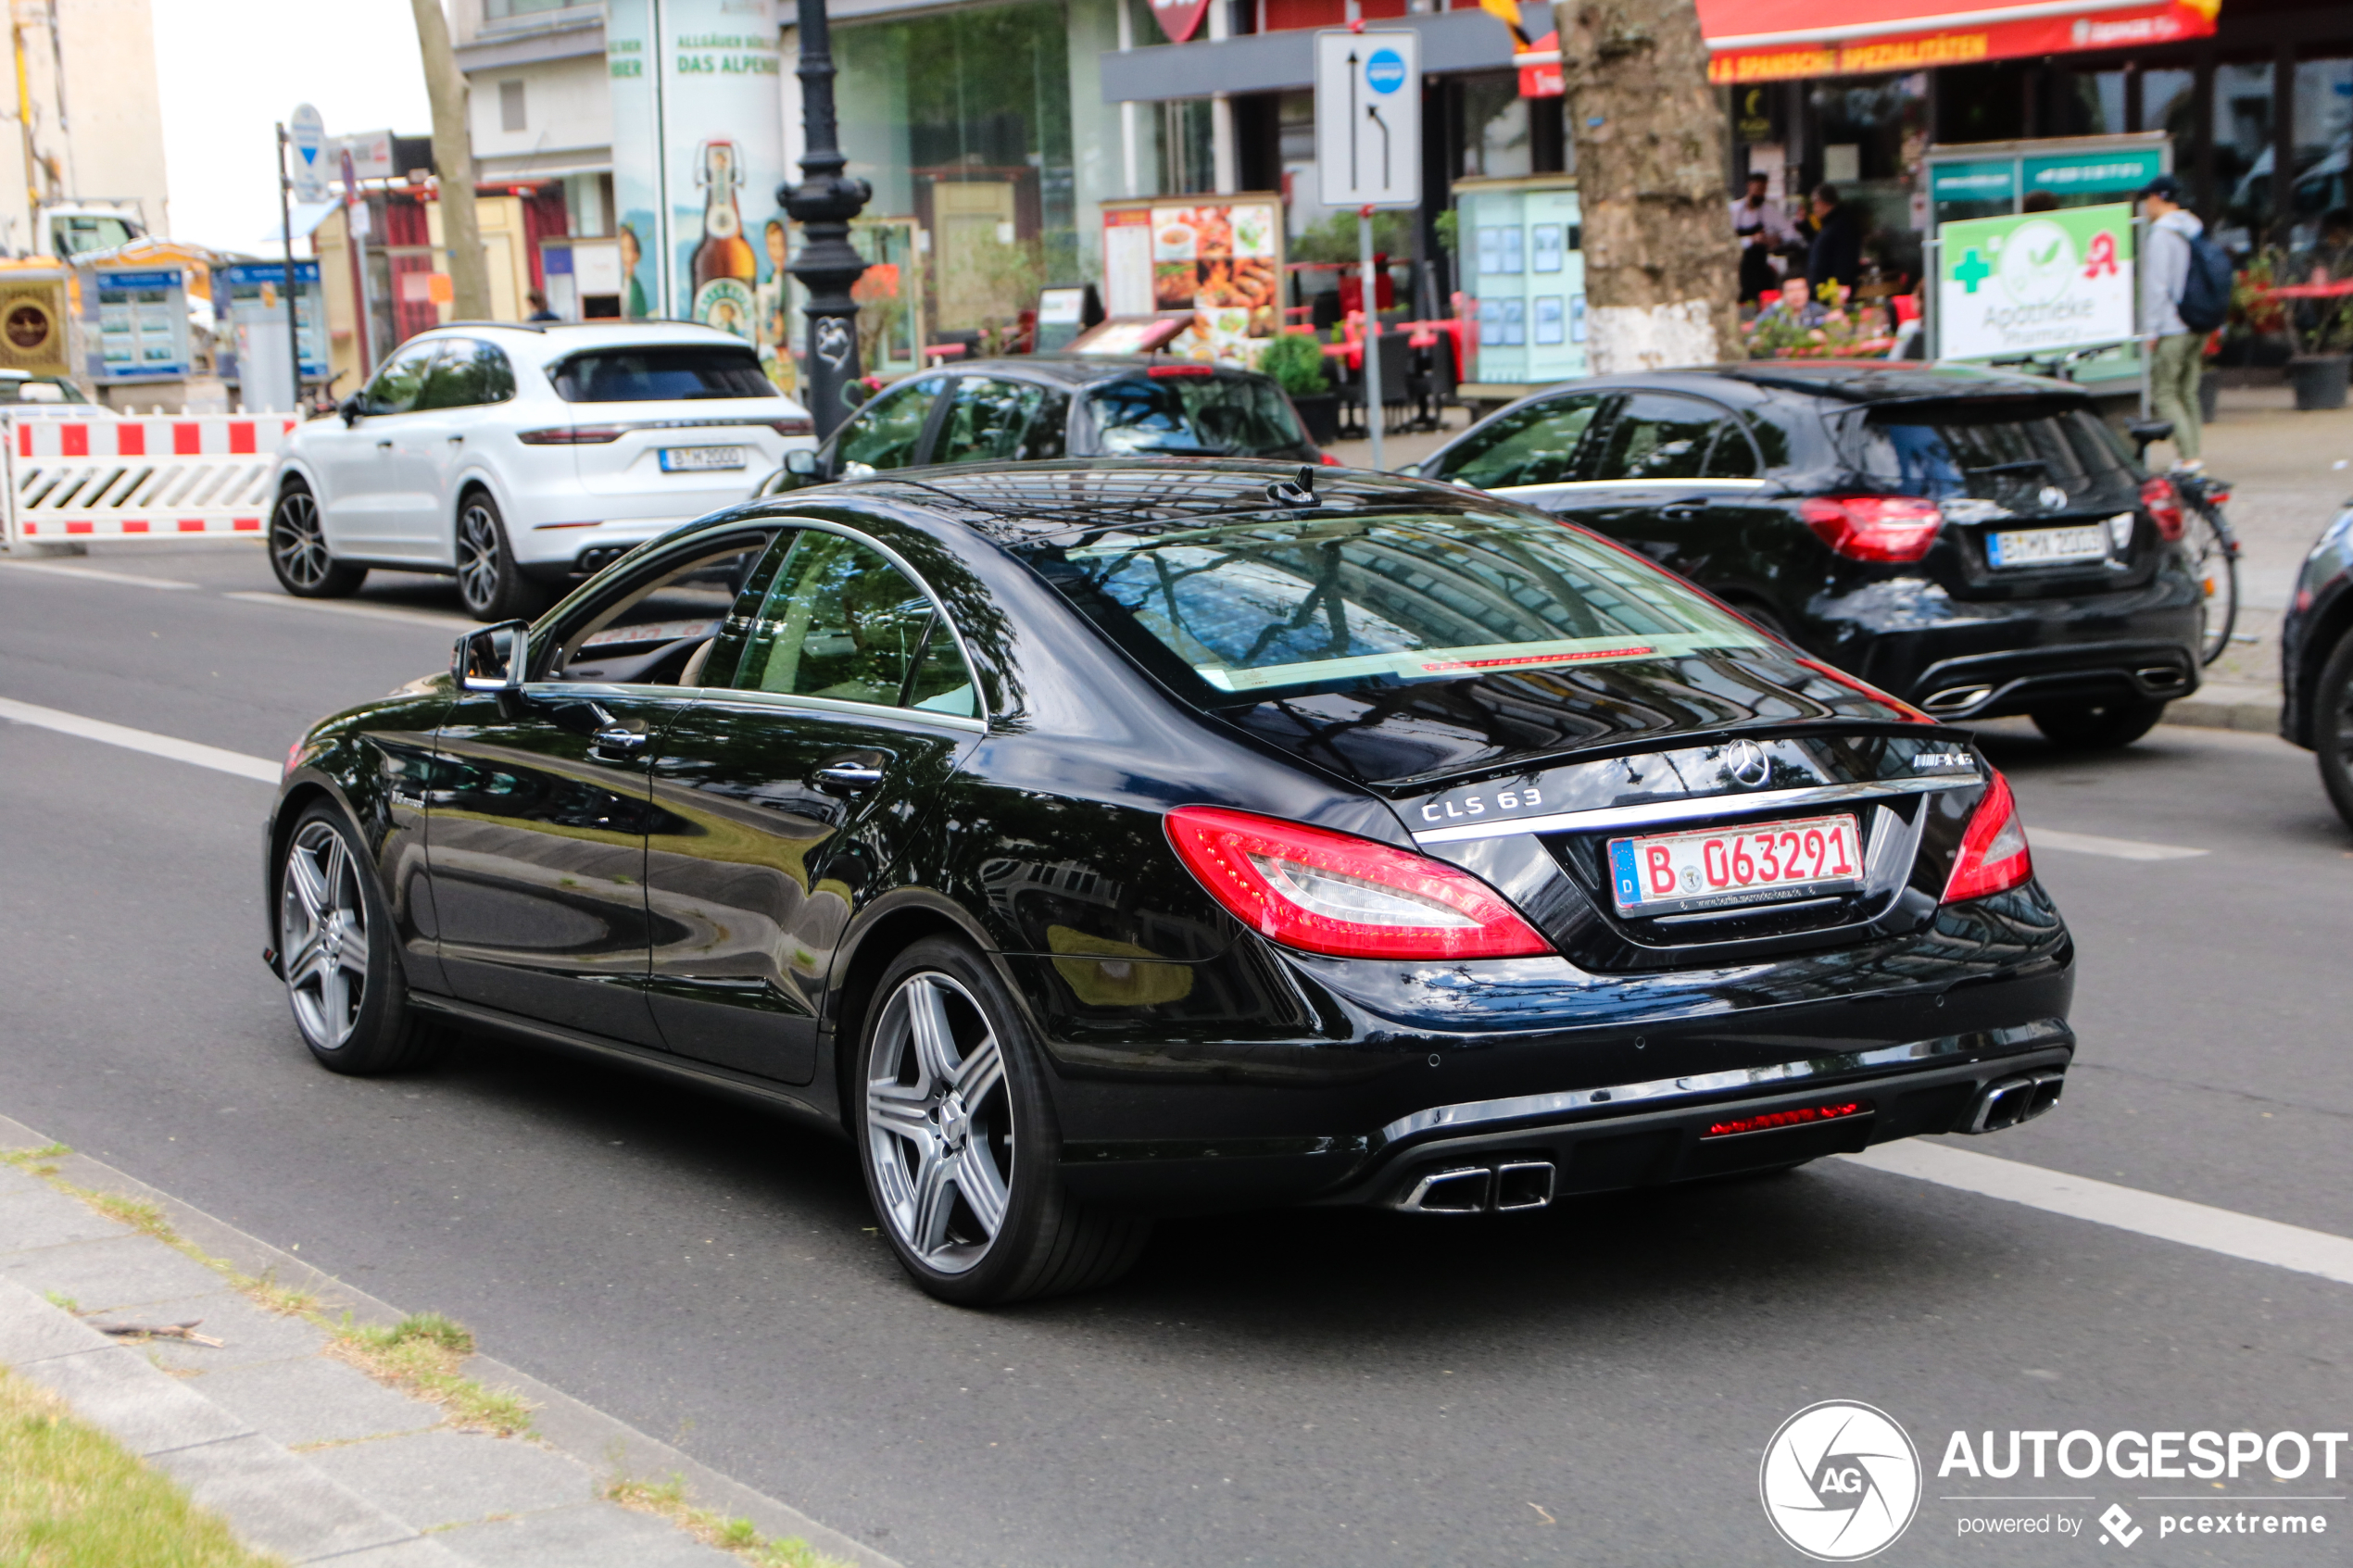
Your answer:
271;489;331;590
864;972;1013;1275
280;821;370;1050
456;502;503;616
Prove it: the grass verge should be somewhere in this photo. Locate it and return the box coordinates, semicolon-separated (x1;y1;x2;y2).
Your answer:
0;1366;289;1567
604;1474;856;1568
3;1143;534;1439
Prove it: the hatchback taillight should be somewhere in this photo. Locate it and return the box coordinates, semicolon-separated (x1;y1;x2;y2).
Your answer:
1147;364;1215;377
2140;476;2185;540
1165;805;1552;960
517;426;625;445
1942;770;2033;904
1800;495;1944;562
765;417;815;437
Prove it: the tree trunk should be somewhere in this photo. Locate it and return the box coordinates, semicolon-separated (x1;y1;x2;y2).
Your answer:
1552;0;1739;372
409;0;493;322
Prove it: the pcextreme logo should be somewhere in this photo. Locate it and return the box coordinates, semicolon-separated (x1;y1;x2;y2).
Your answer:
1760;1400;1923;1561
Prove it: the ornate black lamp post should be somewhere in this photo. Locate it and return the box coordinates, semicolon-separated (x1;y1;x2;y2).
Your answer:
783;0;872;438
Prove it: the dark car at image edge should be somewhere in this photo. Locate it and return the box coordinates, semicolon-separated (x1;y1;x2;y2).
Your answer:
1413;361;2208;750
2281;495;2353;827
262;460;2075;1305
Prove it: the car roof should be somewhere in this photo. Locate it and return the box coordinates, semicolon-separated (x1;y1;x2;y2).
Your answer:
836;458;1491;546
418;320;757;350
925;356;1274;387
1529;361;2083;407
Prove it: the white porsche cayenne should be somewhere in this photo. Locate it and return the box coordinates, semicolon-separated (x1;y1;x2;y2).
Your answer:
268;321;816;621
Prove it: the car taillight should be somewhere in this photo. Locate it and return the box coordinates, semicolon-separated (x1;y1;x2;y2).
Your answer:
1165;805;1552;960
1318;452;1342;466
517;426;625;445
1147;363;1215;377
766;417;814;437
2140;475;2184;540
1800;495;1944;562
1942;769;2033;904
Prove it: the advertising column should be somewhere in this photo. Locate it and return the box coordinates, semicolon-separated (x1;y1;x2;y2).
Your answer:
608;0;793;388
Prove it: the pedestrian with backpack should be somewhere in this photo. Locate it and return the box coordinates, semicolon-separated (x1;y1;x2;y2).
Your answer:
2138;174;2231;470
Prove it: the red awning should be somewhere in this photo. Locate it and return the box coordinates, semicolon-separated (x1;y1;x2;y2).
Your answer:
1699;0;2219;83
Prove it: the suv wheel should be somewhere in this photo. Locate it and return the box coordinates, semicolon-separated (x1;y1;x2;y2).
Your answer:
854;937;1149;1306
269;482;366;598
2030;698;2167;750
454;491;548;622
2315;632;2353;830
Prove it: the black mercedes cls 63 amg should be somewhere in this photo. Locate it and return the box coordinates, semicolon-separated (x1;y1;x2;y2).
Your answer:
264;461;2074;1305
1414;362;2206;749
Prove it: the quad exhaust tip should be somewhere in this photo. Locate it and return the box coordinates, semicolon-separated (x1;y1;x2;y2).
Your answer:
1968;1070;2066;1134
1399;1160;1557;1214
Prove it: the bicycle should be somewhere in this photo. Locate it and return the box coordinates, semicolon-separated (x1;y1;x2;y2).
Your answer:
2129;418;2241;667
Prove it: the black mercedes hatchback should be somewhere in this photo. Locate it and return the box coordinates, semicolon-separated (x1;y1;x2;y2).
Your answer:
762;357;1323;491
1416;362;2206;748
265;461;2074;1305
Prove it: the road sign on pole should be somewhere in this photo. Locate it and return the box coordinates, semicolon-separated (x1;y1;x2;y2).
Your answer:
1315;30;1419;470
1314;31;1420;210
288;104;329;204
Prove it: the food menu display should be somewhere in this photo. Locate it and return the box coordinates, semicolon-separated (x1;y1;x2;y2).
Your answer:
1101;196;1283;366
1454;178;1587;388
93;269;192;381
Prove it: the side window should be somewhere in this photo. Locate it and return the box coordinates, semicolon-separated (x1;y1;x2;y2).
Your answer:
1435;394;1605;488
834;376;943;474
542;533;774;686
361;341;444;416
1703;419;1761;478
414;340;516;410
936;377;1062;465
1590;394;1729;483
730;531;976;717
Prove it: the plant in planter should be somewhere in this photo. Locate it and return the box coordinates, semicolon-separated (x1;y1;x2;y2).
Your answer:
1258;331;1340;445
2277;252;2353;412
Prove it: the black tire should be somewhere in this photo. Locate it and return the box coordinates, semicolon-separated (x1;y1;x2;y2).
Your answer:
2029;697;2168;750
274;804;443;1076
454;490;548;623
269;481;366;598
2315;631;2353;831
852;936;1149;1306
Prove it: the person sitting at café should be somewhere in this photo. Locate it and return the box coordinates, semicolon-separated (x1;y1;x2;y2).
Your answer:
1749;276;1831;334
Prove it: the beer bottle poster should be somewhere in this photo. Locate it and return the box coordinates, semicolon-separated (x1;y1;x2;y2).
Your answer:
606;0;792;387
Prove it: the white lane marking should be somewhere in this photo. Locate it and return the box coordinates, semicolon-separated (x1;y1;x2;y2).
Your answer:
1841;1141;2353;1287
2028;826;2208;861
0;559;198;590
0;696;280;784
220;590;469;627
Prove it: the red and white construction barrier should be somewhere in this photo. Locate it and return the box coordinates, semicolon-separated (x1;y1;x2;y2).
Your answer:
2;413;302;546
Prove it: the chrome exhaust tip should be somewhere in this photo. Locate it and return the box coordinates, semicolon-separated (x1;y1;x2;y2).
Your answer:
2137;665;2189;690
1921;684;1994;713
1401;1167;1492;1213
1967;1070;2065;1134
1494;1160;1557;1211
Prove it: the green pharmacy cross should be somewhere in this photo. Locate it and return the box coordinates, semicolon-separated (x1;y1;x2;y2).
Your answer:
1953;248;1992;294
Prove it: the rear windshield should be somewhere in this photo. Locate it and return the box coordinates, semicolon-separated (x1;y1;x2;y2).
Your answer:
1855;399;2138;508
550;345;778;403
1084;375;1309;458
1023;510;1765;702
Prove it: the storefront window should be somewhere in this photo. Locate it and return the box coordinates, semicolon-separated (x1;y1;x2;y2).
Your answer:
1459;77;1531;180
2052;68;2128;137
837;2;1076;334
2211;60;2275;251
1161;100;1215;196
1806;72;1928;286
2293;57;2353;236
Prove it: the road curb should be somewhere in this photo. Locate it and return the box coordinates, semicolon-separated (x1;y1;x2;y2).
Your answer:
2163;682;2281;734
0;1112;903;1568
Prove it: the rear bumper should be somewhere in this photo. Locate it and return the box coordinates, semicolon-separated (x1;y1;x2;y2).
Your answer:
1819;570;2201;718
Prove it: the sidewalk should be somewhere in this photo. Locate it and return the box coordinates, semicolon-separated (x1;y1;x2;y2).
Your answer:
0;1116;898;1568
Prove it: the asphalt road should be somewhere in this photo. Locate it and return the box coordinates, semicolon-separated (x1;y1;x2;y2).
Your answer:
4;546;2351;1567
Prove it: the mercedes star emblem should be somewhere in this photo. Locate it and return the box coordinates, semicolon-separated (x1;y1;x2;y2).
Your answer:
1726;739;1771;787
2037;484;2069;511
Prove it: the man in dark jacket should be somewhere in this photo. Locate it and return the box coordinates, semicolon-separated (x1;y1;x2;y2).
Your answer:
1806;184;1864;294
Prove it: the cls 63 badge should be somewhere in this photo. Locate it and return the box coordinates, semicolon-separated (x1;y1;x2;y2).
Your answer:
1418;783;1543;825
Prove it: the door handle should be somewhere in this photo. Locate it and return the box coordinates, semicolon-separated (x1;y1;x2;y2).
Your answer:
592;724;648;755
812;761;885;791
447;434;464;445
1659;501;1707;518
376;439;394;450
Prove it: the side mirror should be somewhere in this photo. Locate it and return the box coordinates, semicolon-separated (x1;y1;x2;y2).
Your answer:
453;621;531;693
2127;418;2173;456
339;395;363;428
785;448;820;478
